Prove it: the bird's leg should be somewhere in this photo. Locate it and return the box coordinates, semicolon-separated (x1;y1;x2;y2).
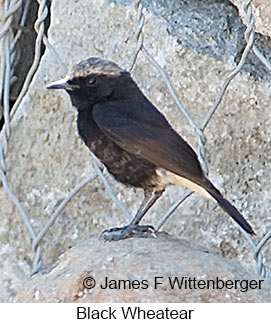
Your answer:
129;189;164;226
101;189;164;241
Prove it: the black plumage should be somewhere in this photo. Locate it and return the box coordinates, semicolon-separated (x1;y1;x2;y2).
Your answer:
47;57;255;240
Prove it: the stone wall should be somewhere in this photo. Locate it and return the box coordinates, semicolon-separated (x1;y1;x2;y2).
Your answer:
230;0;271;38
1;0;271;302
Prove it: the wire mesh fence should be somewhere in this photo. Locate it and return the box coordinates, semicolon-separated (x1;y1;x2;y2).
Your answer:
0;0;271;280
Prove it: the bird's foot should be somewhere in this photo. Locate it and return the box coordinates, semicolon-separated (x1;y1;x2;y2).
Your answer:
100;224;157;242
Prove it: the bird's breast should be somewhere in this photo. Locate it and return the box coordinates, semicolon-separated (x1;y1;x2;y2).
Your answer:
76;109;159;189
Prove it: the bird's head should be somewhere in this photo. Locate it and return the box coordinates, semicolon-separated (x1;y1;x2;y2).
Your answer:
47;57;133;110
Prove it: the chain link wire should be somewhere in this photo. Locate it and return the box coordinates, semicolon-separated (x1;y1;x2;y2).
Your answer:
0;0;270;279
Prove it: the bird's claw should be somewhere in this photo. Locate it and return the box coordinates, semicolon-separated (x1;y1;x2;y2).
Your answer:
100;224;157;242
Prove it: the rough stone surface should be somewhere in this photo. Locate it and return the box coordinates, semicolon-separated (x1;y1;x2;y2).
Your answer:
1;0;271;302
15;235;271;302
117;0;271;81
230;0;271;38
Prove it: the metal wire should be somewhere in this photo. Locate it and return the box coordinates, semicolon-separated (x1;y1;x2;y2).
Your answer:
243;0;271;73
0;0;49;276
129;0;145;72
90;151;132;222
0;0;270;281
31;173;98;275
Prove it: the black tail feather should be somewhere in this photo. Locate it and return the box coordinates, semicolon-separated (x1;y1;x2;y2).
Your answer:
204;179;255;235
215;195;255;235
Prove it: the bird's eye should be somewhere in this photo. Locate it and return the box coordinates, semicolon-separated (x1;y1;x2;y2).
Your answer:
86;77;96;86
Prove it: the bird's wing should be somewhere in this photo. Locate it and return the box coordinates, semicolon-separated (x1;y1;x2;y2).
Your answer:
92;100;205;184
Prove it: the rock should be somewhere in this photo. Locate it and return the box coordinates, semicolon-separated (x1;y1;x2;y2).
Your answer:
139;0;271;80
230;0;271;38
1;0;271;302
15;235;270;302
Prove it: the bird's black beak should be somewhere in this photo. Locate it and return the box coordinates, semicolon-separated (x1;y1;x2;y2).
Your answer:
47;77;79;91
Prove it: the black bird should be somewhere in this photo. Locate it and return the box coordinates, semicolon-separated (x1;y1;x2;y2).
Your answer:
47;57;255;240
